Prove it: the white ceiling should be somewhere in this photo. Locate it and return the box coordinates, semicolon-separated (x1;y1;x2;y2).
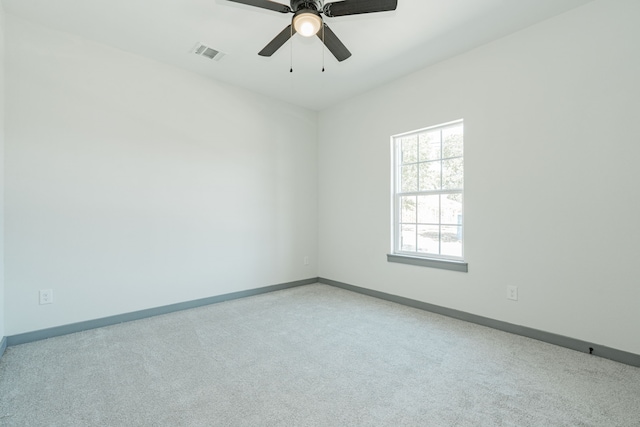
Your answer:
2;0;593;111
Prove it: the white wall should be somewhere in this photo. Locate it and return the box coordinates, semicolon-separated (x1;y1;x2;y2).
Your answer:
4;15;318;335
0;4;5;340
318;0;640;355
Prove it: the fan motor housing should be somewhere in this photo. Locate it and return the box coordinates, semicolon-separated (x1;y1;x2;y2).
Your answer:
291;0;322;12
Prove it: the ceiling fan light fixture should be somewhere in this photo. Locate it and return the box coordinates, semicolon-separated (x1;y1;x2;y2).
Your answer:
293;10;322;37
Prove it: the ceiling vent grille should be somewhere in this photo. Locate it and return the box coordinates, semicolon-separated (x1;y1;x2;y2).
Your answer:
191;43;225;61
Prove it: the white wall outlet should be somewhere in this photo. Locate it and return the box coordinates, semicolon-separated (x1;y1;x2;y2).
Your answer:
507;285;518;301
304;256;310;266
39;289;54;305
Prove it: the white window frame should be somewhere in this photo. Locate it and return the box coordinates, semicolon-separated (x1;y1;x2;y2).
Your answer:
389;120;467;272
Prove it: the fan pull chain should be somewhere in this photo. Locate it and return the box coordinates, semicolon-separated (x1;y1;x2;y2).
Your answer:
322;24;325;72
321;0;325;72
290;25;293;73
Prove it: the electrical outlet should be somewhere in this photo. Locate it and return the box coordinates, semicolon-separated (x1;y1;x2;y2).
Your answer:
39;289;54;305
304;256;310;266
507;285;518;301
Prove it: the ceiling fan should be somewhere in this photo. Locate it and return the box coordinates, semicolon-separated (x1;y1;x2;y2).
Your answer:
226;0;398;62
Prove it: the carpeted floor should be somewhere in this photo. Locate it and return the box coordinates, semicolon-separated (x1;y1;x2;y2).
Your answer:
1;283;639;426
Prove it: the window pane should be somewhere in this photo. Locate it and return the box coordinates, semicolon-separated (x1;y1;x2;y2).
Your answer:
442;158;463;190
393;121;463;262
417;195;439;224
400;196;416;223
401;164;418;192
419;131;440;161
401;225;416;251
441;193;462;225
443;125;463;158
441;226;463;257
419;161;441;191
401;135;418;164
417;225;439;254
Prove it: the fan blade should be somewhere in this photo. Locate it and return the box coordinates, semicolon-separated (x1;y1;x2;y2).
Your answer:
323;0;397;17
226;0;291;14
259;25;296;56
317;24;351;62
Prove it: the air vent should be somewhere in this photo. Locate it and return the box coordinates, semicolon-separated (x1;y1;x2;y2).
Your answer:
191;43;225;61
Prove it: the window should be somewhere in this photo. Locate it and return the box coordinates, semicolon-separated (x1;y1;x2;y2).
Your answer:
390;120;466;271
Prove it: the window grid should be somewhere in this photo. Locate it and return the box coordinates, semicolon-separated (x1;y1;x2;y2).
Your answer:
393;120;464;261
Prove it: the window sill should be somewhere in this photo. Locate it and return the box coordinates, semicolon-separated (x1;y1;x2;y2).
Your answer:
387;254;468;272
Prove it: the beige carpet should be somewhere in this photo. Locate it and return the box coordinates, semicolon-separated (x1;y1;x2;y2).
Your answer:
1;284;639;426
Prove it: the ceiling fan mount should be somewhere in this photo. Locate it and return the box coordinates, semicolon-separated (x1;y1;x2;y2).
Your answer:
226;0;398;62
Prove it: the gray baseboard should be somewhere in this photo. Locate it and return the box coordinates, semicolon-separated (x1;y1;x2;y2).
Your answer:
6;278;319;347
6;277;638;368
318;277;640;368
0;336;7;359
